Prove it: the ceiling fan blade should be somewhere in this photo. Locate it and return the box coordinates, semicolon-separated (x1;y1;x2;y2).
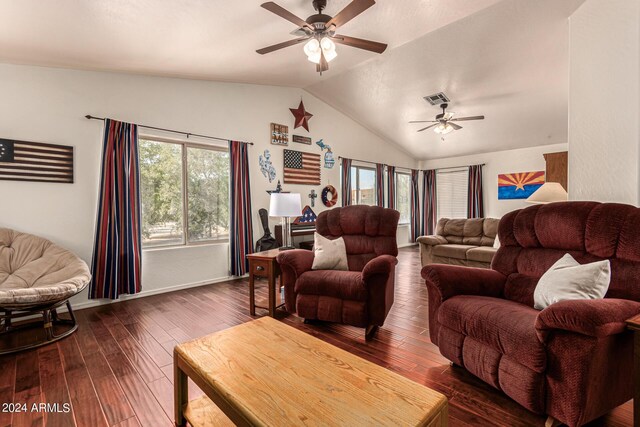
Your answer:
261;2;315;31
450;115;485;121
256;37;310;55
449;122;463;130
417;123;439;132
326;0;375;30
332;34;387;54
409;120;438;123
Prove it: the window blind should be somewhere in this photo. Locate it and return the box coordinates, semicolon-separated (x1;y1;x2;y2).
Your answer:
436;168;469;219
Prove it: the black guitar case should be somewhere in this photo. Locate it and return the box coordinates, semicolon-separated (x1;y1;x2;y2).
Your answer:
255;208;278;252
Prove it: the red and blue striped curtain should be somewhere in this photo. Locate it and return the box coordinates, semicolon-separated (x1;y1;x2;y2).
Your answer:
410;169;420;241
468;164;484;218
341;158;352;206
387;165;396;209
375;163;385;207
422;169;437;236
90;119;141;299
230;141;254;276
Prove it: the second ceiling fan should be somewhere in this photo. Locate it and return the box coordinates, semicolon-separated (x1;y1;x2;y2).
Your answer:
256;0;387;74
410;103;485;135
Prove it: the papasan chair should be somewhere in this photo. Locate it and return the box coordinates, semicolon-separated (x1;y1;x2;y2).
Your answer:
0;227;91;354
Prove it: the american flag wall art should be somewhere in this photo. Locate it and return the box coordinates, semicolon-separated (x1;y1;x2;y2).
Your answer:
0;138;74;183
283;149;321;185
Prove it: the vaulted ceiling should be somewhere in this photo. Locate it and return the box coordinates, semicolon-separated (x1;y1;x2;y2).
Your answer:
0;0;584;159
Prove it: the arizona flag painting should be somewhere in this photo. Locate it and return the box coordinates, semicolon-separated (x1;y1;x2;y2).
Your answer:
498;171;545;199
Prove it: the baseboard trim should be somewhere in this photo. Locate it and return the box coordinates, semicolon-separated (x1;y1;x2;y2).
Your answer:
398;242;418;248
68;275;247;312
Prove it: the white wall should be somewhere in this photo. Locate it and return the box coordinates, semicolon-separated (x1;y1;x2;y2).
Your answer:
0;63;417;308
420;143;568;219
568;0;640;205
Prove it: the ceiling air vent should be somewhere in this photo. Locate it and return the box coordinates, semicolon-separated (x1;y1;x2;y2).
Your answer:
423;92;450;106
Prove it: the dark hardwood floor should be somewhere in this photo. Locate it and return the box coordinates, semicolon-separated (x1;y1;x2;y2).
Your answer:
0;247;632;426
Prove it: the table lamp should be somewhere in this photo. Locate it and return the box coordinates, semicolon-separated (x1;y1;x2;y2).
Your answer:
269;193;301;250
526;182;568;204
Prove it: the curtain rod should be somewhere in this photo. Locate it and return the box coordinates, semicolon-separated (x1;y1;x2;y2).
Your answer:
337;156;413;171
432;163;485;172
84;115;254;145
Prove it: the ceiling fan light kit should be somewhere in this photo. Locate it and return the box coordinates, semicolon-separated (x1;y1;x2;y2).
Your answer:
304;37;337;64
257;0;387;75
434;123;454;135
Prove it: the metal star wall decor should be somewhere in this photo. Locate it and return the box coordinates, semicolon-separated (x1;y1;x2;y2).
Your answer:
290;101;313;132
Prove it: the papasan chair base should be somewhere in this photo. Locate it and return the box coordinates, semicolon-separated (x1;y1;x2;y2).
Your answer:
0;228;91;355
0;300;79;355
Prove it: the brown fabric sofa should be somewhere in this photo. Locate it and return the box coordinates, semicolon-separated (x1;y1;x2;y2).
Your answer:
417;217;499;268
277;205;399;340
422;202;640;426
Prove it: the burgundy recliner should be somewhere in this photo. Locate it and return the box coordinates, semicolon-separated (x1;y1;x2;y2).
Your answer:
423;202;640;426
277;205;399;340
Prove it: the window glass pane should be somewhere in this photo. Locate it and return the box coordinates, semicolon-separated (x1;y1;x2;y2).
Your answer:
396;173;411;224
358;168;376;205
187;147;230;242
139;139;184;247
436;169;469;219
350;166;357;205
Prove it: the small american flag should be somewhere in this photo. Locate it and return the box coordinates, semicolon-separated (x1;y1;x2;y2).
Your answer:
0;139;74;183
283;149;321;185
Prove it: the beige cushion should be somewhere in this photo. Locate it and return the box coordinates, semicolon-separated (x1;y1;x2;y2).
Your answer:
312;233;348;271
461;219;484;245
533;254;611;310
0;228;90;308
432;244;476;260
466;247;497;264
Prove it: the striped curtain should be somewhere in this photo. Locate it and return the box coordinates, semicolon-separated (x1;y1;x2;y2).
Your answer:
468;164;484;218
410;169;420;241
375;163;385;207
89;119;141;299
229;141;254;276
422;169;437;235
341;157;352;206
387;165;396;209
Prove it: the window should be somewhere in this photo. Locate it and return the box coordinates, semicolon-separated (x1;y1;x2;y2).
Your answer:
436;168;468;219
395;172;411;224
350;166;376;205
139;137;229;248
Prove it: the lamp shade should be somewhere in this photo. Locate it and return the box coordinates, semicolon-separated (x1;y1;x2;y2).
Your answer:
269;193;301;217
526;182;568;204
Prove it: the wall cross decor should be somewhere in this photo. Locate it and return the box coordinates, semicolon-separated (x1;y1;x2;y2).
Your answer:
308;189;317;207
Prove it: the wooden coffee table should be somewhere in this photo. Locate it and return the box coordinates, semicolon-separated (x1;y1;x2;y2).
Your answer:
174;317;448;426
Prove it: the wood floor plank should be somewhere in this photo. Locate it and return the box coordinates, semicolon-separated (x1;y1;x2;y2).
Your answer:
92;374;136;426
38;345;75;427
117;373;172;427
12;350;42;427
0;355;16;427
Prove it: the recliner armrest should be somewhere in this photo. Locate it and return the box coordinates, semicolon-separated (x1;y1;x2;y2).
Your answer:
535;298;640;341
421;264;506;301
276;249;314;278
362;255;398;283
416;235;448;246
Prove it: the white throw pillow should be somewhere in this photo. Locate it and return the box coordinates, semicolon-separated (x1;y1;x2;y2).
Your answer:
533;253;611;310
311;233;349;271
493;235;501;249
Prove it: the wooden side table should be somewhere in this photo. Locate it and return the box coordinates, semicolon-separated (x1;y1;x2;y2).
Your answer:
246;249;284;317
627;314;640;426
